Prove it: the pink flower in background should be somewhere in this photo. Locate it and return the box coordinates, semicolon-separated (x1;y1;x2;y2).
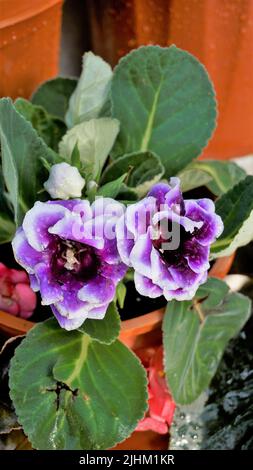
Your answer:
136;346;176;434
0;263;36;319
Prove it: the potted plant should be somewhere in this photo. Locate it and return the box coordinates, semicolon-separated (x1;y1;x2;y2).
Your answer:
0;45;253;450
0;0;63;99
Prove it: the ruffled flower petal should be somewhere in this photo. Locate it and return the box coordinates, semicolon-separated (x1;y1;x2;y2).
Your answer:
185;200;223;246
134;272;163;298
116;214;134;265
35;263;64;305
184;239;210;273
12;228;41;274
78;275;115;305
117;177;222;301
148;183;170;207
129;230;153;278
22;201;67;251
51;306;88;330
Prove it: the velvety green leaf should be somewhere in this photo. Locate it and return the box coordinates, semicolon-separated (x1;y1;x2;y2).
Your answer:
163;278;251;405
59;118;120;180
0;98;55;225
65;52;112;128
179;160;246;196
97;174;126;198
31;77;77;121
179;167;211;193
211;176;253;258
15;98;66;151
78;302;121;345
9;319;148;450
111;45;216;175
0;169;15;243
101;151;164;197
171;316;253;450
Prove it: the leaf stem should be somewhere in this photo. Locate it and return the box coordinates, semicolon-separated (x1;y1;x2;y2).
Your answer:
193;299;205;323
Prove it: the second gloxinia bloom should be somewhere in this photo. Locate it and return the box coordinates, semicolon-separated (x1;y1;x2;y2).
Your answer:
12;198;126;330
116;178;223;301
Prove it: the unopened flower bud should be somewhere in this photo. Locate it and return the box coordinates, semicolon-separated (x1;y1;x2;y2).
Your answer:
44;163;85;199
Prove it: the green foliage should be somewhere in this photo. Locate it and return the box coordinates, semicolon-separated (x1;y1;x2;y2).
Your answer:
0;98;55;225
111;45;216;176
211;176;253;258
9;319;148;450
15;98;66;151
65;52;112;127
101;151;164;197
78;302;121;345
179;160;246;196
0;167;15;243
170;316;253;450
59;118;119;181
31;77;77;121
116;282;127;309
70;142;81;169
97;174;127;199
163;278;251;404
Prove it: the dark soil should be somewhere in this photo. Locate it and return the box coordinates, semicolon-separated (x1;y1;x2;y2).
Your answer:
118;281;167;321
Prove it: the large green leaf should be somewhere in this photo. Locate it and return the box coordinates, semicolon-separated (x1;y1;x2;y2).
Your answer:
59;118;119;181
31;77;77;121
0;168;15;243
101;151;165;197
163;278;251;405
179;160;246;196
65;52;112;128
78;302;121;345
15;98;66;151
0;99;55;225
111;45;216;175
9;319;147;450
170;314;253;450
211;176;253;258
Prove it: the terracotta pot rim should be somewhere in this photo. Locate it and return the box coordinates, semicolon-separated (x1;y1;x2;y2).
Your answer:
0;254;235;338
0;0;63;29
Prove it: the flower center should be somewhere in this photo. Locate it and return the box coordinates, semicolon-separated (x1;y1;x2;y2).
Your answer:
152;221;191;266
51;238;99;283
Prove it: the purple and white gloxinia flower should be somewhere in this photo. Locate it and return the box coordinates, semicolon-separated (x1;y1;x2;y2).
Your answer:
12;198;126;330
116;178;223;301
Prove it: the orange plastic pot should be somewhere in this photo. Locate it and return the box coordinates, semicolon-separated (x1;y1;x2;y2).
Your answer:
86;0;253;159
0;0;63;99
0;254;235;343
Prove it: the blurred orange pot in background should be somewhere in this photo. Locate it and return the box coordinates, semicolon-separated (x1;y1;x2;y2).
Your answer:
87;0;253;160
0;0;63;99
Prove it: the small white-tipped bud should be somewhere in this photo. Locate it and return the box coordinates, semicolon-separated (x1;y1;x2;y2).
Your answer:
44;163;85;199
